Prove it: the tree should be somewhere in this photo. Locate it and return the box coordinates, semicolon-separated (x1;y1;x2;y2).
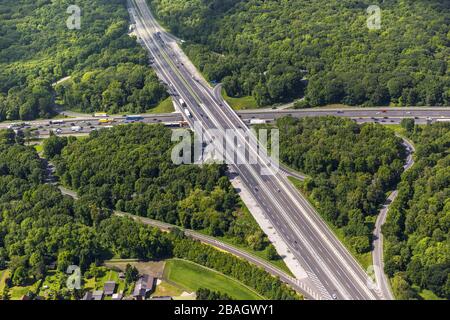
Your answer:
12;266;28;286
266;245;280;261
400;118;415;133
125;264;139;284
43;134;68;159
391;273;417;300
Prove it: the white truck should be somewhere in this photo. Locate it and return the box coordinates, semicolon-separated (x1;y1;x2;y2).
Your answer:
179;99;187;108
71;126;82;132
249;119;267;125
184;108;192;118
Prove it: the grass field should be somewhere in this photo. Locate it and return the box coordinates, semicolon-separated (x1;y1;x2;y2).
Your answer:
152;280;184;297
222;89;259;111
147;97;175;114
164;259;264;300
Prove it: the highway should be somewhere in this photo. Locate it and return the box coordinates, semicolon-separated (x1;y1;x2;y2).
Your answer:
129;0;385;300
2;107;449;139
1;0;443;300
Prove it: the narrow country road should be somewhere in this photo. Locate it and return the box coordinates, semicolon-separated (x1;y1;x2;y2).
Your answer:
372;135;415;300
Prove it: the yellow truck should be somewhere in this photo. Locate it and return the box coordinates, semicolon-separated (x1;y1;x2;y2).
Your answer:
98;118;115;124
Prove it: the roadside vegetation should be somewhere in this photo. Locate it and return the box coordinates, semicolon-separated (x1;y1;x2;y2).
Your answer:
276;117;406;259
0;0;167;121
53;124;277;255
0;127;298;300
383;122;450;300
150;0;449;108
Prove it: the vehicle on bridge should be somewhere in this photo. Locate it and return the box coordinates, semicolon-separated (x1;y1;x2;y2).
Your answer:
49;120;64;125
93;112;108;118
125;115;144;123
249;119;267;125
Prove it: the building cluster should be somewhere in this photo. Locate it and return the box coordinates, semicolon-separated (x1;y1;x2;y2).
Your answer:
81;273;172;301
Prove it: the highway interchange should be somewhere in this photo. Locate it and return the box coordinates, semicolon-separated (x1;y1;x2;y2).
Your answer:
1;0;448;300
129;0;381;300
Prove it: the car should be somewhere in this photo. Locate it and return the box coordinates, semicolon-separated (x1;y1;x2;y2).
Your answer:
332;293;338;300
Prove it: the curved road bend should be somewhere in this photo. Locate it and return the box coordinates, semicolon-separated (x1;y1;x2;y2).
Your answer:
372;136;415;300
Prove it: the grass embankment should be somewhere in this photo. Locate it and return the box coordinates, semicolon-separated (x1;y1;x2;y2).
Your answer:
163;259;264;300
287;176;373;270
222;89;259;111
146;97;175;114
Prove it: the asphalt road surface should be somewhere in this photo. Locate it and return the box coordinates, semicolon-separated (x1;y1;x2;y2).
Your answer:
372;136;416;300
129;0;387;300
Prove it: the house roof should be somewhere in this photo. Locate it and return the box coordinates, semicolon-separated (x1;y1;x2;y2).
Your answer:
112;293;123;300
92;290;104;300
104;281;116;295
132;274;155;297
82;291;93;300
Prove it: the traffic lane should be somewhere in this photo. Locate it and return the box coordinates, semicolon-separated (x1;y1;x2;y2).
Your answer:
191;73;376;299
279;174;376;298
135;9;339;300
262;172;372;300
180;69;367;299
237;163;344;299
134;0;380;300
199;79;377;299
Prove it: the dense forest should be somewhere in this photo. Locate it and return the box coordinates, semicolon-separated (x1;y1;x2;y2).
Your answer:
0;130;172;282
0;0;167;121
383;123;450;299
276;117;406;254
53;124;271;252
0;129;297;300
150;0;450;107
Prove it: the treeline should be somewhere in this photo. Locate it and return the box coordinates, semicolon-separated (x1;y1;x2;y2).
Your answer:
383;123;450;299
277;117;406;254
196;288;233;300
173;236;299;300
0;131;296;300
0;0;167;121
150;0;450;107
0;130;172;284
59;63;167;114
53;124;270;251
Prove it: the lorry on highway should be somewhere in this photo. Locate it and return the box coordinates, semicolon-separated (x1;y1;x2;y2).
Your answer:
249;119;267;125
93;112;108;118
49;120;64;125
71;126;82;132
125;115;144;123
184;108;192;118
179;99;187;108
98;118;115;124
